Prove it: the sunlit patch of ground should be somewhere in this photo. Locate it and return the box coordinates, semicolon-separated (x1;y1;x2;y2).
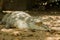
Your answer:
41;15;60;40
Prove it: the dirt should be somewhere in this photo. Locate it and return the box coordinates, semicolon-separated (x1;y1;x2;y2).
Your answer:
0;26;49;40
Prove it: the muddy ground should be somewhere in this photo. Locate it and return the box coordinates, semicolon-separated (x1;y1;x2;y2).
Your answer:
0;11;60;40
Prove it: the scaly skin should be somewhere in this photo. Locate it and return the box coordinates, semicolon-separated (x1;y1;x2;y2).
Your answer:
2;11;51;31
